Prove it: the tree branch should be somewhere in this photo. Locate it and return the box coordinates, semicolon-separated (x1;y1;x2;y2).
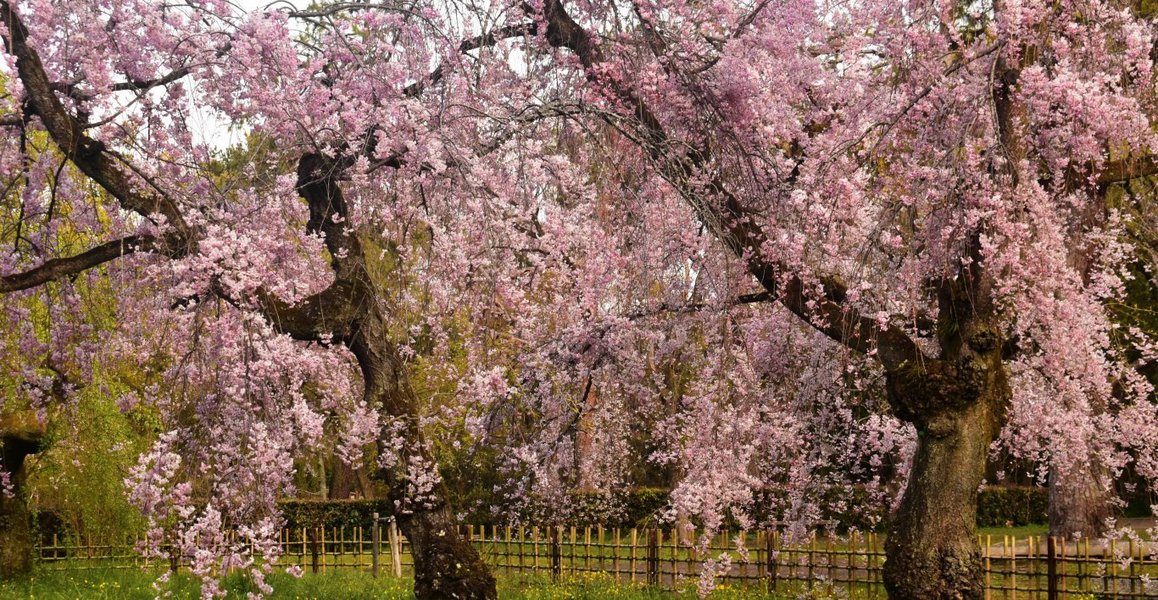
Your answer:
537;0;928;372
1098;154;1158;186
1;1;193;251
0;234;158;293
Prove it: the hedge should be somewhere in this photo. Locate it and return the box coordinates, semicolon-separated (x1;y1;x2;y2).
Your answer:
975;485;1049;527
275;485;1052;532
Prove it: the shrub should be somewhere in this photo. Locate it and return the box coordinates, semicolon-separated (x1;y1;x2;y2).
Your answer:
975;486;1049;527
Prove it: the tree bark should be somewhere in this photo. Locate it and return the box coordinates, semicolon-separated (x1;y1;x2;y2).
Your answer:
883;395;1005;599
1048;461;1112;540
0;412;45;580
272;152;496;599
882;296;1010;599
349;309;496;599
327;457;374;500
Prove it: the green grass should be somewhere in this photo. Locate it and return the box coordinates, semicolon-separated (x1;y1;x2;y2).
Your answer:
0;568;865;599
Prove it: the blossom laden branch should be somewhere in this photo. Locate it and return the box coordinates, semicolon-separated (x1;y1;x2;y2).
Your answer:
0;234;162;293
0;0;195;254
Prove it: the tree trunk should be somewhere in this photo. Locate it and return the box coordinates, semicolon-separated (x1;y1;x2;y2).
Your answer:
0;413;45;580
328;457;373;500
400;505;497;599
351;308;496;600
883;398;1001;599
883;317;1010;600
277;152;497;599
1048;460;1112;540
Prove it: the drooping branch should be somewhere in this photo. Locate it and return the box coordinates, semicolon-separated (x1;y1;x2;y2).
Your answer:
537;0;928;373
0;234;160;293
0;1;194;252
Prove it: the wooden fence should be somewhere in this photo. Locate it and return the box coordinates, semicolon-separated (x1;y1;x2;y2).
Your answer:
35;522;1158;599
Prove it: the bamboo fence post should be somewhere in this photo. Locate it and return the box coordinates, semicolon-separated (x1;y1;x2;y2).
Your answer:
390;519;402;577
847;535;856;593
371;513;380;577
1006;535;1016;600
1110;538;1117;599
826;535;834;584
584;526;591;571
630;528;638;583
614;528;621;578
309;527;319;574
550;526;561;580
519;526;526;572
533;526;540;572
1028;536;1036;599
598;526;605;574
1136;538;1145;596
810;535;819;590
646;528;659;586
768;530;778;590
984;534;991;600
503;526;510;571
320;527;327;574
1128;538;1136;595
1081;537;1088;595
1047;536;1058;600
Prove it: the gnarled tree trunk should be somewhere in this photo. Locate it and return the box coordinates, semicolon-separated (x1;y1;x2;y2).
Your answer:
0;411;45;580
883;389;1006;599
882;286;1010;599
351;309;496;599
257;152;496;599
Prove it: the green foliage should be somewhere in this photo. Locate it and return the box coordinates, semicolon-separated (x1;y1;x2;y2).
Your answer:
27;387;153;544
975;486;1049;528
279;499;394;531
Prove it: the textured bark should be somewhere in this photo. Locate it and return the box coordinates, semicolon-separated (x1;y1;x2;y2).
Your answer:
401;507;497;599
0;412;45;580
1048;461;1112;540
348;309;496;599
327;458;374;500
883;395;1004;600
882;278;1010;599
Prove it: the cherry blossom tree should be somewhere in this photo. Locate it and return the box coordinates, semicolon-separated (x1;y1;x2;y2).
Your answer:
0;0;509;596
506;1;1158;598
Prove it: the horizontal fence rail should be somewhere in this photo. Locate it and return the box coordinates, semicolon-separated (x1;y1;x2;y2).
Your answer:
35;525;1158;598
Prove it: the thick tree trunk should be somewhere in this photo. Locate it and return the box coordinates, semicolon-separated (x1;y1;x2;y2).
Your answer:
0;413;45;580
883;398;1002;599
1048;460;1112;540
351;305;495;599
281;152;496;599
400;505;497;599
883;314;1009;600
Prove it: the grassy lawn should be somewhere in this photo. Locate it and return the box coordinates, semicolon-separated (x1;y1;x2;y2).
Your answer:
0;569;851;600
